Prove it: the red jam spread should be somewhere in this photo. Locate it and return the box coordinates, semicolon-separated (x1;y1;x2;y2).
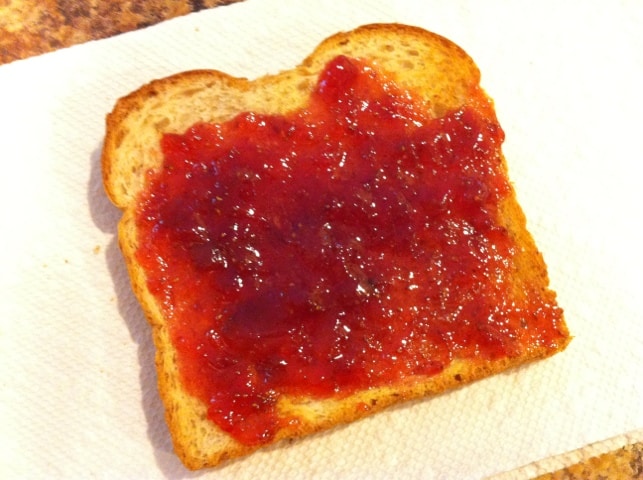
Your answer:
135;55;565;446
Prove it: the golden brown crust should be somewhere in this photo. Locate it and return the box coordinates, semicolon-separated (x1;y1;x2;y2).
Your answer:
102;23;570;470
102;23;480;208
0;0;243;65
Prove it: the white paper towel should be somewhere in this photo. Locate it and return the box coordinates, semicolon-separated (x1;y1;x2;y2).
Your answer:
1;1;641;478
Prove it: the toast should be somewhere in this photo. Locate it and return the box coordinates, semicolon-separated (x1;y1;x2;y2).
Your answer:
102;23;570;470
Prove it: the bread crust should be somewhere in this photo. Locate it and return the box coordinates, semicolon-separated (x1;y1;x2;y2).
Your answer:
102;23;570;470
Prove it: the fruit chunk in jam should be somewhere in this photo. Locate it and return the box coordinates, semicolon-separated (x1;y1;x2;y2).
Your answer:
135;55;565;445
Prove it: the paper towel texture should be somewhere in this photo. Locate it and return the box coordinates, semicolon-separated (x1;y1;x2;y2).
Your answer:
1;0;642;478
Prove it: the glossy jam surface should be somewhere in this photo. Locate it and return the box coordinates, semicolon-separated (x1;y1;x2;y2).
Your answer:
135;55;565;445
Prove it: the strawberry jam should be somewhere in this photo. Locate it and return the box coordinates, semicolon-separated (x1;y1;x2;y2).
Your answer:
135;55;566;446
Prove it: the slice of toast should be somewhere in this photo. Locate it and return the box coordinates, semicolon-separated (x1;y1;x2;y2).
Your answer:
102;23;570;470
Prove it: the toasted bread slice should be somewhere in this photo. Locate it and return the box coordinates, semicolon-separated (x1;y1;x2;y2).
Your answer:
102;23;570;470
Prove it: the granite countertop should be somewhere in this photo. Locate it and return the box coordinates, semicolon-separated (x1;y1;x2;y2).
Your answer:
0;0;239;64
1;2;640;478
